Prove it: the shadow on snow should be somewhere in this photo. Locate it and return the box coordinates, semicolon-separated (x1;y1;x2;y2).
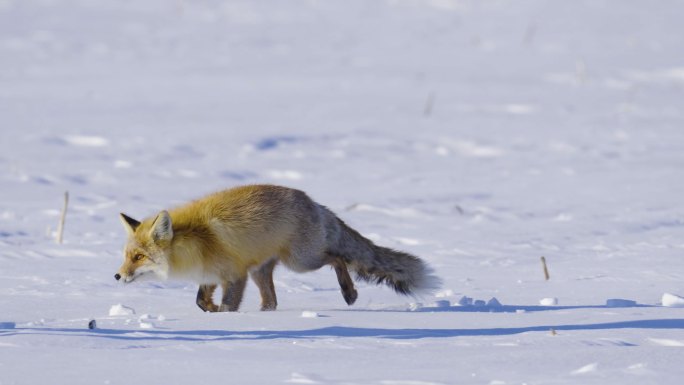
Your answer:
3;319;684;342
410;303;654;313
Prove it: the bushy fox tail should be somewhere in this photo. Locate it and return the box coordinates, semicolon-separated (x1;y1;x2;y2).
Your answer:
330;218;441;295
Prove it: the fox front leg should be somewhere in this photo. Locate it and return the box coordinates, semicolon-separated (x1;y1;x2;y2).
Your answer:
196;284;219;312
219;276;248;312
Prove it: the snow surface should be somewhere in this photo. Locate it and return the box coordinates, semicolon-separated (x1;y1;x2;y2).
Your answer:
2;0;684;384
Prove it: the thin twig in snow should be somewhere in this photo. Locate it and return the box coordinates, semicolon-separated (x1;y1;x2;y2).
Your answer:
56;191;69;244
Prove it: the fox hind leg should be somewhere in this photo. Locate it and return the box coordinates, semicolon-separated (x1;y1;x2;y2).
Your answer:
219;276;248;312
250;258;278;311
330;257;358;305
196;284;219;312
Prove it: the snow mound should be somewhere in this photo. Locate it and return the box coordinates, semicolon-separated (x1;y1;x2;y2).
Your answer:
109;304;135;316
139;321;155;329
301;311;319;318
455;296;503;308
661;293;684;307
572;363;599;375
63;135;109;147
540;298;558;306
650;338;684;347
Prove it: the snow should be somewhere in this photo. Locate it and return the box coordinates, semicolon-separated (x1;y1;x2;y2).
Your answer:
539;297;559;306
301;311;320;319
661;293;684;308
2;0;684;384
571;363;599;375
108;304;136;316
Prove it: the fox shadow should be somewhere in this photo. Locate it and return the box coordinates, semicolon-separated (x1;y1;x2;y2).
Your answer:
333;300;654;314
4;318;684;343
401;303;653;313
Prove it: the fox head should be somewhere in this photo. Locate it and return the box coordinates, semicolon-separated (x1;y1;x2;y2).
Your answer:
116;211;173;283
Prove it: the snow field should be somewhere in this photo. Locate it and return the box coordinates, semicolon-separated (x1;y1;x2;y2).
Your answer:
2;0;684;384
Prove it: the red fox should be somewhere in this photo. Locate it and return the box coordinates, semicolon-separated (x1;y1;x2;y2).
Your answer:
116;184;439;311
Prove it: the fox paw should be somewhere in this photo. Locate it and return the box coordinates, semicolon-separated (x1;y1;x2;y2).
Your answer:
196;301;219;312
343;288;358;305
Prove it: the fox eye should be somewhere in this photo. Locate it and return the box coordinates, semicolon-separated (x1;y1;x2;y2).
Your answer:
133;254;145;262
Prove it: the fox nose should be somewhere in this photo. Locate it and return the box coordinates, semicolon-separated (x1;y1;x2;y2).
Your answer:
114;273;121;281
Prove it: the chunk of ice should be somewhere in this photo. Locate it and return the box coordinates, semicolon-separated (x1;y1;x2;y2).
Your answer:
301;311;319;318
662;293;684;307
540;297;558;306
109;304;135;316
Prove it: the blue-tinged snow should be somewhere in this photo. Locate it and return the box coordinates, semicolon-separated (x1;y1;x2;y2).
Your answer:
1;1;684;384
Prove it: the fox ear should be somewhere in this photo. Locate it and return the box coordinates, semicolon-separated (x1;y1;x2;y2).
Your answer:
120;213;141;235
149;210;173;244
